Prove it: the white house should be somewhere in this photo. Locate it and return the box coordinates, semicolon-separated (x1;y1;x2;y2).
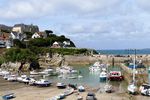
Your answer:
10;32;26;41
32;32;41;39
51;41;64;48
63;41;70;45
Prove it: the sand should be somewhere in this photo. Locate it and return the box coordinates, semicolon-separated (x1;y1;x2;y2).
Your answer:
0;77;150;100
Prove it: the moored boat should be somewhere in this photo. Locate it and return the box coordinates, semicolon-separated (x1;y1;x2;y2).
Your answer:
39;68;54;75
17;75;27;82
63;87;74;96
78;85;85;92
104;83;113;93
7;74;18;81
35;79;52;87
127;49;138;95
127;83;138;94
99;71;107;82
108;71;124;81
56;65;77;74
56;82;66;89
89;61;101;72
22;77;36;84
0;70;10;76
139;84;150;96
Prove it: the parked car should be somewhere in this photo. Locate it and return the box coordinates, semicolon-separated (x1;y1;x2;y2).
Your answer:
86;92;97;100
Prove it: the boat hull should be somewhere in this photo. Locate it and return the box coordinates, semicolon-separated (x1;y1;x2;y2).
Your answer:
99;77;107;82
108;76;124;81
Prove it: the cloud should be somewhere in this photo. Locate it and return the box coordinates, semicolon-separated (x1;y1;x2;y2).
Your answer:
0;0;123;19
1;0;150;49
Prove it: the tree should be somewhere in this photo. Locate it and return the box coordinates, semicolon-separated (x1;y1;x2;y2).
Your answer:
13;39;26;48
24;31;34;39
4;48;38;71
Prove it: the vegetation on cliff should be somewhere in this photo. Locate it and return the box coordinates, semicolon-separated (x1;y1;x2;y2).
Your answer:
13;34;75;48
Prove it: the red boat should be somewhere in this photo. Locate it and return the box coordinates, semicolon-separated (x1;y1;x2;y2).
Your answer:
108;71;124;81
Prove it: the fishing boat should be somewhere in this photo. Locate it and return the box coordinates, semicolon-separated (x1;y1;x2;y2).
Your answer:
99;71;107;81
108;71;124;81
127;49;138;95
56;82;66;89
139;84;150;96
35;79;52;87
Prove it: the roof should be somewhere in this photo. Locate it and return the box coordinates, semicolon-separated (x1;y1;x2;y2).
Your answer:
0;32;10;40
53;41;59;45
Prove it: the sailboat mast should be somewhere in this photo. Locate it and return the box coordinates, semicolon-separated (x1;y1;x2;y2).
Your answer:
133;49;136;83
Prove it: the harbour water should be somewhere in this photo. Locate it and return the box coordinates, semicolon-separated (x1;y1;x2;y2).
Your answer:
47;65;127;92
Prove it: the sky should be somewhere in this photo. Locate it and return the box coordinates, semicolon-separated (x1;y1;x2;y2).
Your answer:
1;0;150;49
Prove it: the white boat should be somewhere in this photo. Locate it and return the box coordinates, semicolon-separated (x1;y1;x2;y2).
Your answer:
139;84;150;96
22;77;36;84
67;75;77;79
35;79;52;87
99;71;107;81
50;93;65;100
30;70;39;75
104;83;113;93
17;75;27;82
7;74;18;81
127;49;138;94
56;65;78;74
63;87;74;96
3;74;10;80
56;83;66;89
77;95;83;100
39;68;54;75
78;75;83;79
127;83;138;94
89;61;101;72
0;70;10;76
78;85;85;92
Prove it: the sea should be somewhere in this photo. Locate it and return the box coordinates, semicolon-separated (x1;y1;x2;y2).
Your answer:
97;49;150;55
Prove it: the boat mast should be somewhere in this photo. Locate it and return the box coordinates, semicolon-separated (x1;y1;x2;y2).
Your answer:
133;49;136;84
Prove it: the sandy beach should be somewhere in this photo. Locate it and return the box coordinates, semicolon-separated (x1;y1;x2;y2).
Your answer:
0;77;149;100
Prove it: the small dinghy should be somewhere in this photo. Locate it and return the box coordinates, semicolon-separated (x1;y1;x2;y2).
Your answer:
2;93;15;100
56;82;66;89
78;85;85;92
